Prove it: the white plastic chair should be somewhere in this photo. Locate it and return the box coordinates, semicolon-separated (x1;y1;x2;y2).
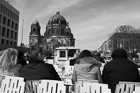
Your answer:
38;80;66;93
75;80;99;93
24;80;41;93
115;82;140;93
0;76;25;93
75;82;111;93
0;75;5;87
133;85;140;93
83;83;111;93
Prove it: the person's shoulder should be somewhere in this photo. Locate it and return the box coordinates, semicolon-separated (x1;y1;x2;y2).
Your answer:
127;59;139;66
44;62;53;67
104;60;113;68
10;64;22;76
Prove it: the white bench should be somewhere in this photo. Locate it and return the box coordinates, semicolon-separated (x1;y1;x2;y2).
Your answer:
75;82;111;93
115;82;140;93
0;76;25;93
38;80;66;93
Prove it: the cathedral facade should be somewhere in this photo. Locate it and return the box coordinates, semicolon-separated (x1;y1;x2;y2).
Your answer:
29;11;75;54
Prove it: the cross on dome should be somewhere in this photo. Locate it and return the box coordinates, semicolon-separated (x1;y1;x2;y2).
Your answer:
56;8;60;15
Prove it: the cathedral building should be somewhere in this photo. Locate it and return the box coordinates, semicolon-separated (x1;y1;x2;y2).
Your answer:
29;11;75;54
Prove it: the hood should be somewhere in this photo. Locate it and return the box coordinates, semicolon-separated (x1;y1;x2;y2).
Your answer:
111;49;127;59
75;57;101;72
79;57;101;65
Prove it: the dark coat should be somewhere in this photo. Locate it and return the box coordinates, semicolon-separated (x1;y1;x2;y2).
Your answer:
17;59;27;66
102;49;140;93
19;60;61;81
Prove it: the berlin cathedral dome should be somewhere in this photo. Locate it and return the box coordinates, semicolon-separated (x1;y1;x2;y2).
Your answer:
29;11;75;54
47;11;67;25
32;20;40;25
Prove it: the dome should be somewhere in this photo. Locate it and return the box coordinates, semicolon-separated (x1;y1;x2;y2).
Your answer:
47;11;67;25
31;20;40;26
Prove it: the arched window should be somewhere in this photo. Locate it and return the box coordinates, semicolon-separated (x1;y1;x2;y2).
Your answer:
33;28;36;31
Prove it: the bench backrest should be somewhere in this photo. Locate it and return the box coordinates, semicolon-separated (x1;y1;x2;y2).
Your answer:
115;82;140;93
75;80;110;93
25;80;41;93
0;76;25;93
75;79;99;92
75;82;111;93
0;75;5;87
133;85;140;93
38;80;66;93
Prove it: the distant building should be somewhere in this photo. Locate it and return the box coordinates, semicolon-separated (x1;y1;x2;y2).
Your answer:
100;40;111;53
29;11;75;54
100;30;140;53
0;0;19;48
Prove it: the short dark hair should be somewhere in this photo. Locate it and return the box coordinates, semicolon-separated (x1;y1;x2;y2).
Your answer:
29;47;42;60
111;49;127;59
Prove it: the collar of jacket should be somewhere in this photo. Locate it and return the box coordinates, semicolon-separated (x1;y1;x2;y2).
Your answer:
79;57;101;66
29;60;45;63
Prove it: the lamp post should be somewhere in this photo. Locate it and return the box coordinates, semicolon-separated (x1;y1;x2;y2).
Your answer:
20;19;24;51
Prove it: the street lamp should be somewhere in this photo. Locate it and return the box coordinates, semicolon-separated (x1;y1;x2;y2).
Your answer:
20;19;24;51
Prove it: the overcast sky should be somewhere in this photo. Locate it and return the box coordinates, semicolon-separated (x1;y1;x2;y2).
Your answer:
9;0;140;50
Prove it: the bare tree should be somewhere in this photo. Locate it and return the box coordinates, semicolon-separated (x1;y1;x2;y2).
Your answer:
115;25;135;33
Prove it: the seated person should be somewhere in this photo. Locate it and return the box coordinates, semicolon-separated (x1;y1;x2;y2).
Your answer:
17;51;27;66
0;48;21;77
102;49;140;93
72;50;102;84
19;47;61;81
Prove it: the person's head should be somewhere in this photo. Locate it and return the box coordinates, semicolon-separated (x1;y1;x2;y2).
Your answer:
77;50;93;59
29;47;45;61
111;49;127;59
24;52;29;61
0;48;18;71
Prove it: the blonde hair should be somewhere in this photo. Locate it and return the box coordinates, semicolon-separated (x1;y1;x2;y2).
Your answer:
0;50;4;56
0;48;18;71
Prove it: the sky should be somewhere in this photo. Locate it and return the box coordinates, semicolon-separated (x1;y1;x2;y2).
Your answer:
9;0;140;50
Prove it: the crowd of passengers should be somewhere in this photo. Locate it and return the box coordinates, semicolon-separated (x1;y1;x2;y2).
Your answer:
0;47;140;93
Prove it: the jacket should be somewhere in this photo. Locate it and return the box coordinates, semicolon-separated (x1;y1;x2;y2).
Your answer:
19;60;61;81
72;57;102;83
102;49;140;93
